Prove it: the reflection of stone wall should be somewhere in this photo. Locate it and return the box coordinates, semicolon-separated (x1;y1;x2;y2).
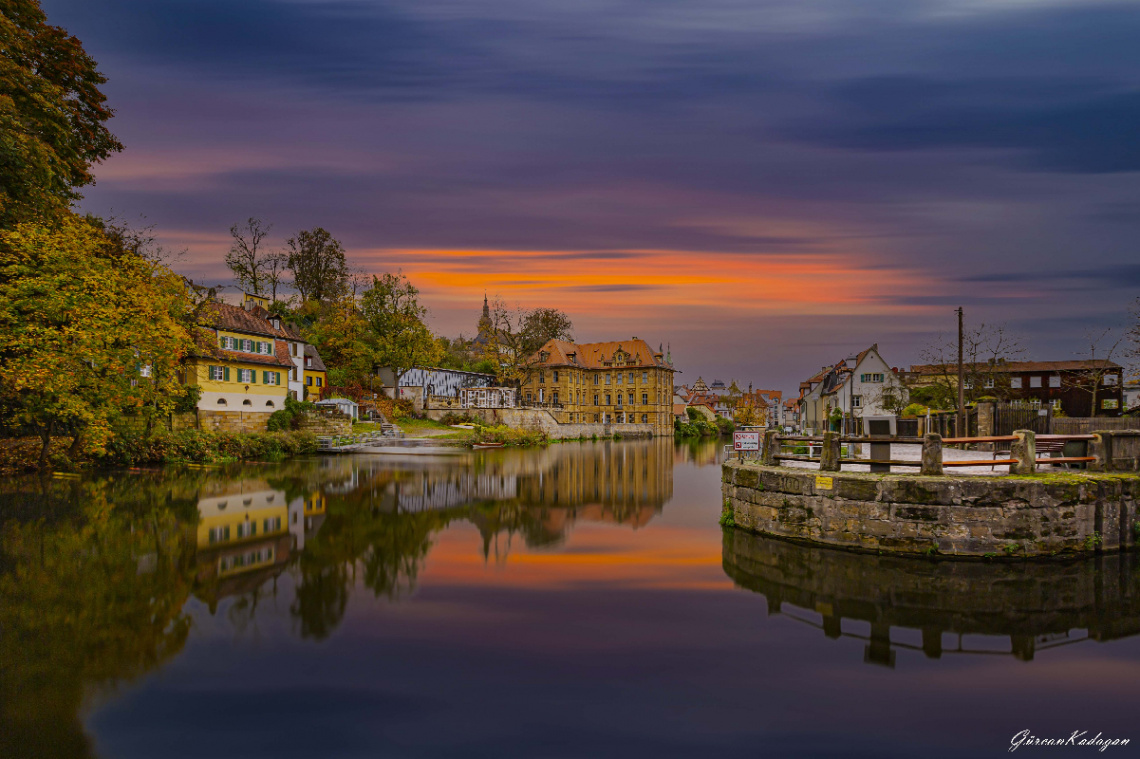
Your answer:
723;529;1140;664
722;461;1140;557
426;407;657;439
516;438;673;514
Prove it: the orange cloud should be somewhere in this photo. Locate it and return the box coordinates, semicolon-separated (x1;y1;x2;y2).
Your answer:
356;247;933;319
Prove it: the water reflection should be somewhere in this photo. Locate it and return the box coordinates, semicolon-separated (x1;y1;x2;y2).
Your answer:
0;440;678;755
723;529;1140;667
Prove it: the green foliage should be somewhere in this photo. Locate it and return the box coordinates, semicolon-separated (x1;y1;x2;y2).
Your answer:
0;0;123;229
715;417;735;435
266;396;315;432
360;271;440;387
286;227;348;304
438;411;479;426
1084;532;1103;550
718;508;736;528
686;406;701;421
901;402;930;417
103;429;317;467
467;424;549;447
0;217;197;464
372;396;415;421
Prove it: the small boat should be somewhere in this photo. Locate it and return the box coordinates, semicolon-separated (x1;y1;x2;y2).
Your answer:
471;442;506;449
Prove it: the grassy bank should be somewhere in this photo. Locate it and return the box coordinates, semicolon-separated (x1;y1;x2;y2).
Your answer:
466;424;549;447
0;429;318;474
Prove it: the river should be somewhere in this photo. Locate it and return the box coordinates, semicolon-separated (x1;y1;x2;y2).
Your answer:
2;439;1138;758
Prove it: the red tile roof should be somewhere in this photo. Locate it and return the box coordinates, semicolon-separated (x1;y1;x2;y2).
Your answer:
530;338;675;370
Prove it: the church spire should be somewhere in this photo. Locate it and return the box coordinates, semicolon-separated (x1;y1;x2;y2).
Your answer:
482;292;489;319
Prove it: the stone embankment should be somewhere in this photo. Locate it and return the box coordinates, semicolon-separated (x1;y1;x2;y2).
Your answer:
722;461;1139;558
425;407;655;440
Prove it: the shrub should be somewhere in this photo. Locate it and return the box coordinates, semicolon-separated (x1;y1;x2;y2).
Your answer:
467;424;548;447
715;417;735;436
372;396;415;421
439;411;479;426
901;403;929;418
267;396;316;432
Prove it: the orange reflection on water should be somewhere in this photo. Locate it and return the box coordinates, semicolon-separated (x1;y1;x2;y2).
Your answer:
419;521;732;591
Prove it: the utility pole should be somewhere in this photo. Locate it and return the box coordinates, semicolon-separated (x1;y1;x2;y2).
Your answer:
956;307;965;437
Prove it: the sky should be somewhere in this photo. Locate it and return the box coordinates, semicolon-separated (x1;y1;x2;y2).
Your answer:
41;0;1140;392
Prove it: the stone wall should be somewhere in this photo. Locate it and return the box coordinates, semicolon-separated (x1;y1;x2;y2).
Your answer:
197;409;272;433
722;461;1140;558
294;411;352;435
425;407;655;440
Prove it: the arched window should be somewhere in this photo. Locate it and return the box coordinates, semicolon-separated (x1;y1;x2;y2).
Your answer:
217;398;227;405
266;400;275;408
243;399;252;406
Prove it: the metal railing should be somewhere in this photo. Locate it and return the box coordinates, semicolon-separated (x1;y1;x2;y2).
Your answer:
751;430;1101;474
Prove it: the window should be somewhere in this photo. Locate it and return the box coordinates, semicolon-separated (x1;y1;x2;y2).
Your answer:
1103;399;1119;409
216;398;227;405
264;517;282;533
594;394;599;405
642;372;648;383
305;357;312;367
641;414;648;423
208;526;230;544
605;374;611;384
629;372;635;383
306;376;313;386
594;375;599;385
605;393;612;405
527;392;533;404
628;393;634;405
266;401;275;408
642;393;648;405
553;391;559;405
963;379;973;390
236;521;257;538
1011;377;1023;389
852;395;862;408
316;377;322;387
1046;374;1060;388
209;365;226;381
553;371;559;382
1104;375;1119;386
1029;376;1042;388
617;374;623;384
539;372;545;384
1052;398;1062;411
237;368;256;383
243;399;252;406
1029;398;1042;410
984;378;995;389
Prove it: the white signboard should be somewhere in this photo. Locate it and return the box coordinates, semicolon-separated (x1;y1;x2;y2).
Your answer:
733;431;760;451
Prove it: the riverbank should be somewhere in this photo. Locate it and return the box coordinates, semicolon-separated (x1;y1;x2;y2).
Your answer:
0;429;318;474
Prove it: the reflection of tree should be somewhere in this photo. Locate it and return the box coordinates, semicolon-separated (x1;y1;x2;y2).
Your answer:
0;481;195;758
291;559;350;640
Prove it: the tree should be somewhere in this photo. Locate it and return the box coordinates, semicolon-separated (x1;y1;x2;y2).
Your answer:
519;307;574;357
285;227;348;304
915;322;1026;408
1062;328;1124;416
225;217;274;295
0;217;196;465
360;272;440;391
0;0;122;228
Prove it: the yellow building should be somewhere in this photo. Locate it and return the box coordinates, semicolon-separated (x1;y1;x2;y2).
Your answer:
303;345;328;401
519;338;677;436
183;298;327;430
195;488;290;579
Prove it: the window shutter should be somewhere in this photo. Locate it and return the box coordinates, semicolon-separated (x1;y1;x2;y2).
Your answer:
276;372;281;386
224;366;230;381
251;369;257;384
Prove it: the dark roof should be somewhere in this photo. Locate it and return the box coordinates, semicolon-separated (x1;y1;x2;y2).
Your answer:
304;344;327;372
910;360;1122;374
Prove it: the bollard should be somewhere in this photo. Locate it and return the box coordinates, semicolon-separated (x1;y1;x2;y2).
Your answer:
921;433;943;476
820;431;841;472
762;429;778;466
1088;432;1111;472
1011;430;1036;475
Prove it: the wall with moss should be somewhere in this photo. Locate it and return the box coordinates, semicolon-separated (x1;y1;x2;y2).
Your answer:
722;461;1140;558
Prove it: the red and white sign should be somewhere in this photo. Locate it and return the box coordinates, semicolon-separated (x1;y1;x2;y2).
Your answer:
733;431;760;451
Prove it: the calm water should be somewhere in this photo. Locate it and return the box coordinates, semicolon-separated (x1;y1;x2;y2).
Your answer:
2;439;1139;758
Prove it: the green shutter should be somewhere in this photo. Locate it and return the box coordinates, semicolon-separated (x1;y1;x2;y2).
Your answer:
251;369;257;384
276;372;282;386
263;370;269;384
224;366;230;381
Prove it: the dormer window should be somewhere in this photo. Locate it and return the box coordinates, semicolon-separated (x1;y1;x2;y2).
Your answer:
540;351;550;362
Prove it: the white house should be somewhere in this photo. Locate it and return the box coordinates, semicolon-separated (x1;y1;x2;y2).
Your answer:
822;344;907;433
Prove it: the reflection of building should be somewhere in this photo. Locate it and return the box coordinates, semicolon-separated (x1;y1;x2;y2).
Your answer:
723;530;1140;667
194;483;294;605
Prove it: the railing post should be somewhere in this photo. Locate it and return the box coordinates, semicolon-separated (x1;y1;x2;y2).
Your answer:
762;430;778;465
1088;432;1112;472
921;433;943;476
1011;430;1036;475
820;431;841;472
